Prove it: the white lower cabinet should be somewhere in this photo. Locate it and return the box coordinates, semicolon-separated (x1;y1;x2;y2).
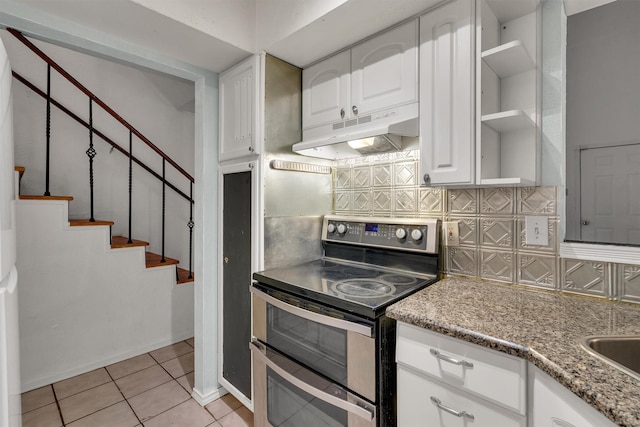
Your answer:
397;322;618;427
398;365;526;426
529;365;616;427
397;322;527;426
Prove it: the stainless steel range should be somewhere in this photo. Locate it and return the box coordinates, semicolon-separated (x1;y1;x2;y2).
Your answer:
250;215;441;427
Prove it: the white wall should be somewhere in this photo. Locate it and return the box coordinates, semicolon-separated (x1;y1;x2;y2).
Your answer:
564;1;640;240
0;6;221;403
16;199;194;391
0;29;196;271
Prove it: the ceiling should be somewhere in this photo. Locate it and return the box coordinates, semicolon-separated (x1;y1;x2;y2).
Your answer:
13;0;445;73
563;0;616;16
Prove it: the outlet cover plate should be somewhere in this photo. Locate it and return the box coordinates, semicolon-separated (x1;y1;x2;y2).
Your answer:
525;216;549;246
443;221;460;247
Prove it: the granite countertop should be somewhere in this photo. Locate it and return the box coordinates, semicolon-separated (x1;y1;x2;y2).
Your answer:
386;276;640;426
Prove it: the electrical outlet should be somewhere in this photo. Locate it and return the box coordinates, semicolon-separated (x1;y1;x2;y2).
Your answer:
443;221;460;247
525;216;549;246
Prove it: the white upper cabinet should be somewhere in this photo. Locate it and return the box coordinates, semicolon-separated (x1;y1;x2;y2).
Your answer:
219;55;262;161
419;0;475;186
302;50;350;130
351;21;418;117
302;20;418;131
418;0;540;187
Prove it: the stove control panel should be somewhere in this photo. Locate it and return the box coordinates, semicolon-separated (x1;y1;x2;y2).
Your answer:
322;215;440;254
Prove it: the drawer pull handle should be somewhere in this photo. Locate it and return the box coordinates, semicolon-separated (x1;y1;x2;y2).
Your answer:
430;349;474;368
430;397;475;420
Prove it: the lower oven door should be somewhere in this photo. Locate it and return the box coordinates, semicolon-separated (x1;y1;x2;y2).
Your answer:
251;285;376;401
251;340;376;427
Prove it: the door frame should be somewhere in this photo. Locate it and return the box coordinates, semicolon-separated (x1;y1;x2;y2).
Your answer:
217;159;262;410
574;141;640;241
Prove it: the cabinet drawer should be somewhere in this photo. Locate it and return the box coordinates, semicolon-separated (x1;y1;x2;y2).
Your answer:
398;365;526;427
396;322;526;414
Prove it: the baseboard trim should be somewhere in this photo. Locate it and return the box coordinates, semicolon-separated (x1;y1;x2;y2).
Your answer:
21;332;194;392
192;386;227;406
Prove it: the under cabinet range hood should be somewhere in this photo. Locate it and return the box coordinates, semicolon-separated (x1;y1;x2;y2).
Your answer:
293;103;419;160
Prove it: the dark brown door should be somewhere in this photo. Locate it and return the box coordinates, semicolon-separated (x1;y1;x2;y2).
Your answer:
222;171;252;398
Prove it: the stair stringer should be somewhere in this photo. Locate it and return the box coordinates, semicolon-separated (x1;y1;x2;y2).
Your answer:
15;199;194;392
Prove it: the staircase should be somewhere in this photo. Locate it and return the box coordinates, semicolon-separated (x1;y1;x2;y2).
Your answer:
4;26;196;393
14;178;195;390
16;167;193;284
7;27;195;285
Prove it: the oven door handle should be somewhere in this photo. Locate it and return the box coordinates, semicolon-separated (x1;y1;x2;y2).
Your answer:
251;287;373;338
250;340;375;422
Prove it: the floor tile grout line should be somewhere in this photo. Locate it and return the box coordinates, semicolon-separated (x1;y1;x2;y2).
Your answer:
134;382;193;425
105;357;144;427
155;349;194;382
51;368;113;402
63;400;128;427
148;339;194;365
141;355;198;423
19;386;58;416
50;383;66;426
21;339;197;427
107;353;161;382
119;375;175;401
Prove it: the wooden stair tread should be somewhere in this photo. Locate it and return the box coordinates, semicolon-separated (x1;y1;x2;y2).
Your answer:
20;195;74;201
111;236;149;248
70;219;115;227
145;251;179;267
14;166;25;178
177;267;194;284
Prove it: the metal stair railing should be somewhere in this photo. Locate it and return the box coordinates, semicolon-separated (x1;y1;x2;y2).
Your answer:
8;28;194;280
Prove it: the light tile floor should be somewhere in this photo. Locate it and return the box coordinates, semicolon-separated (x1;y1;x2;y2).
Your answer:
21;338;254;427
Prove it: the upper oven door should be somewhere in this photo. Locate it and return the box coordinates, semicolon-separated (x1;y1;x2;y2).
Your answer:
251;285;376;402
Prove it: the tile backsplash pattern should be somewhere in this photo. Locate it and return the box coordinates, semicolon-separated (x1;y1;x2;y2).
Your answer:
334;150;640;304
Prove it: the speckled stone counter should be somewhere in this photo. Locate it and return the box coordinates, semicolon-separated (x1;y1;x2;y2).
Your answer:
386;276;640;426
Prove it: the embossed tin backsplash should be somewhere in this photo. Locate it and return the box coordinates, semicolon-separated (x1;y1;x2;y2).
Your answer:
333;150;640;303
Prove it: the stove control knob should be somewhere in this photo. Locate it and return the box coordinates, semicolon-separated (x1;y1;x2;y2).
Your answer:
327;223;337;234
411;229;423;241
337;224;348;235
395;228;407;240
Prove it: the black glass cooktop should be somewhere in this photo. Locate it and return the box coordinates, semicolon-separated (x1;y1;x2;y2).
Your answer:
253;258;437;318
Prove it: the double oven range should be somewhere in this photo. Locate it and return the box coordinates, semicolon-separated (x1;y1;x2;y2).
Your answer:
251;215;441;427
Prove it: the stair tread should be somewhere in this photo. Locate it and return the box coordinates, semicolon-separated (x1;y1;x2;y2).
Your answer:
177;267;194;284
70;219;115;227
145;251;179;267
20;195;74;201
111;236;149;248
14;166;25;178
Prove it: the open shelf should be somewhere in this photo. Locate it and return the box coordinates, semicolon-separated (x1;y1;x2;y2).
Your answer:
482;40;535;78
481;110;535;133
485;0;540;22
476;0;541;187
479;177;537;186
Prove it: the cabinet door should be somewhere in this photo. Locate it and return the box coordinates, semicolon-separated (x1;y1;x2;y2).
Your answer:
530;365;616;427
398;365;526;427
302;50;350;130
351;20;418;117
419;0;475;185
396;322;527;415
219;55;260;160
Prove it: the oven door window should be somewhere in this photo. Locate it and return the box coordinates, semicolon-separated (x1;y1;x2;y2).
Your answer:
267;367;347;427
267;304;347;385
